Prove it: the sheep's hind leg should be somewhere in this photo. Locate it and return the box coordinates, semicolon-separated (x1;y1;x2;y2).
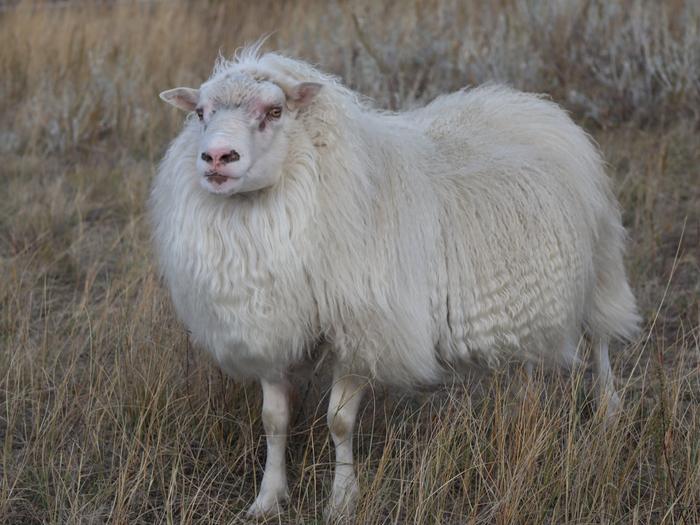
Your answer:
325;370;366;520
247;378;291;518
592;337;622;421
517;360;535;400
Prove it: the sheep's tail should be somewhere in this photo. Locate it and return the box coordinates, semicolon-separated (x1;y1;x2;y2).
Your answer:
587;214;641;342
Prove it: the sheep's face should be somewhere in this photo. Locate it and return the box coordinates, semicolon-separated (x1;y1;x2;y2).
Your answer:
160;74;321;196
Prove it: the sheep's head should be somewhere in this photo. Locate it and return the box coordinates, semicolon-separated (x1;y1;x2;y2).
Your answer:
160;73;321;196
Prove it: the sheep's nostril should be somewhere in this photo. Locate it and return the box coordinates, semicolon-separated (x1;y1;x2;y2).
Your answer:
202;149;239;165
220;150;240;164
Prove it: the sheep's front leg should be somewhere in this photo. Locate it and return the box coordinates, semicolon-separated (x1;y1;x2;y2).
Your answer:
325;371;366;519
247;378;291;518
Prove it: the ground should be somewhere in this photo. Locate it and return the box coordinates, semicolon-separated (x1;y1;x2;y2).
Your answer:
1;1;699;523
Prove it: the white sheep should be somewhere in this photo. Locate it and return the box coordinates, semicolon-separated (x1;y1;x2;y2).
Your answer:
151;45;640;518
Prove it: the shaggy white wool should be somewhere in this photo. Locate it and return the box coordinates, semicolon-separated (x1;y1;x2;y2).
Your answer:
151;48;640;387
152;46;640;517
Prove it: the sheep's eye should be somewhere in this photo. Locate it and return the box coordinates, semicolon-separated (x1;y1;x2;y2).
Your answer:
195;108;204;121
267;106;282;120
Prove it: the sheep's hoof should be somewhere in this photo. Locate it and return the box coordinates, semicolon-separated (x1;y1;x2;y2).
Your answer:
324;480;359;523
246;489;288;519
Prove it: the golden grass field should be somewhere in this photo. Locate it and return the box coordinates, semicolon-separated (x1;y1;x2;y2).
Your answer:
1;1;699;523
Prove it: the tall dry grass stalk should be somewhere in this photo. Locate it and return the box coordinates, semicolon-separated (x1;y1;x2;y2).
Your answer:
1;0;698;523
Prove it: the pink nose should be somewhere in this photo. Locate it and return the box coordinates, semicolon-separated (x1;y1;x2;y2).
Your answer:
201;147;240;166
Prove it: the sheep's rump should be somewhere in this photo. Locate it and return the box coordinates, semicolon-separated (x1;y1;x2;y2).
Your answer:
319;86;639;385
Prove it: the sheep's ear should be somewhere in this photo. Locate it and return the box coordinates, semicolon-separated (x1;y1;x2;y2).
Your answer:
286;82;322;110
159;87;200;112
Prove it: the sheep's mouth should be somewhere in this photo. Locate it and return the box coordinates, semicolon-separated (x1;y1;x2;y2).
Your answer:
205;173;237;185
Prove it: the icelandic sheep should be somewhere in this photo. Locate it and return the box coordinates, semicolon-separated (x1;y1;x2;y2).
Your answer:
151;45;640;518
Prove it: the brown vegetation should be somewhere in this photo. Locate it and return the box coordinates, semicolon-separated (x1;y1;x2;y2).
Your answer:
1;1;698;523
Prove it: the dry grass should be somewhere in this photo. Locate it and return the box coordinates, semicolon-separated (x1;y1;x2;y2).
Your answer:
1;0;699;523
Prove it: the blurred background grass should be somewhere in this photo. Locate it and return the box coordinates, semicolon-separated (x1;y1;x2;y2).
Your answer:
1;0;699;523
